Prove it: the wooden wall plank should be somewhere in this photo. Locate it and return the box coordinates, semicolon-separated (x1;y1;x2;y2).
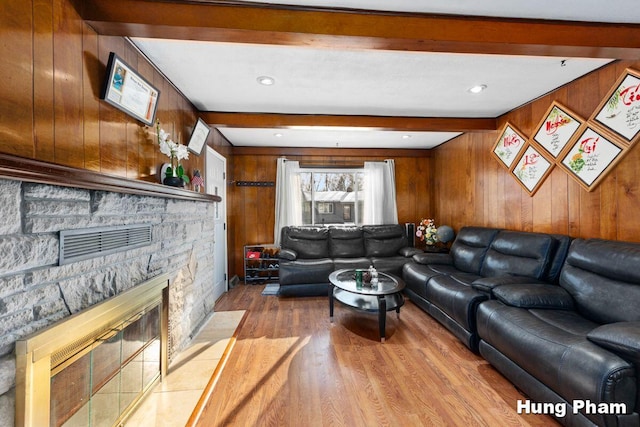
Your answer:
82;22;101;172
33;0;55;162
53;0;84;167
0;0;35;157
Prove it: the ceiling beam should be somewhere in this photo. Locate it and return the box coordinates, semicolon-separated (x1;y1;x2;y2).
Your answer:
202;112;497;132
82;0;640;59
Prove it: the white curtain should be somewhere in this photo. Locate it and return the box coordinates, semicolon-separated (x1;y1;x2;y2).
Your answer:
363;159;398;225
274;158;303;245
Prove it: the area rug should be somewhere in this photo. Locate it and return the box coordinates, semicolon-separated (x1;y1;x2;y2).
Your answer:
261;283;280;296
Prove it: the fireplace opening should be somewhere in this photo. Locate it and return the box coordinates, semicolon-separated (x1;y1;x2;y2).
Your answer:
16;274;169;427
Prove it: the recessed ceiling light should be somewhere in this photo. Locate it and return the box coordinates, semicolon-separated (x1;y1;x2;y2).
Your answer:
402;135;412;139
468;84;487;94
274;132;283;137
257;76;275;86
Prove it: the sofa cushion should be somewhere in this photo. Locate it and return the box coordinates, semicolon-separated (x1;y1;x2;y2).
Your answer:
493;284;575;310
363;224;407;257
328;227;365;258
278;258;334;285
426;264;481;286
587;322;640;363
481;231;554;280
450;227;500;274
281;226;330;259
426;275;487;332
477;301;636;411
560;239;640;324
403;262;442;298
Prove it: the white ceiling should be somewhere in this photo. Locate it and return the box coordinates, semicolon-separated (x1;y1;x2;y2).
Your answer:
131;1;639;149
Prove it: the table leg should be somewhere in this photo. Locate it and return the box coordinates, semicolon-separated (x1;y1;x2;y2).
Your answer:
329;284;334;322
378;295;386;343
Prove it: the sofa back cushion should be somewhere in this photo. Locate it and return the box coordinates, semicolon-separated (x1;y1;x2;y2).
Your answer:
450;227;500;274
560;238;640;324
280;226;329;259
481;231;554;280
329;227;365;258
362;224;407;257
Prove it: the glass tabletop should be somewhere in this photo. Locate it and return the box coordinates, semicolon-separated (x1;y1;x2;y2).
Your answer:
329;269;405;296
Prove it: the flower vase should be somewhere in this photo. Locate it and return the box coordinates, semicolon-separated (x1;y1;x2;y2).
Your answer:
163;155;184;187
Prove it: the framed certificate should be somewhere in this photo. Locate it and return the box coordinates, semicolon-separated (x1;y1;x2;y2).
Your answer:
510;144;554;196
491;123;527;169
558;124;624;191
591;68;640;147
100;52;160;126
532;102;583;158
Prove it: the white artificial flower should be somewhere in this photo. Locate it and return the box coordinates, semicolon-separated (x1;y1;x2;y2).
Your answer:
159;140;173;157
175;144;189;161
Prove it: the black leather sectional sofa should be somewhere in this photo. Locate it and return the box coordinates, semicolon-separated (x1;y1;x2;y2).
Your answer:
403;226;640;427
278;224;421;297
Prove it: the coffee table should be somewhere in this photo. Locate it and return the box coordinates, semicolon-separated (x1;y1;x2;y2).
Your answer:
328;269;405;342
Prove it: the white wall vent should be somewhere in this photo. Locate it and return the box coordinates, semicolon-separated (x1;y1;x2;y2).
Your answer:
59;224;152;265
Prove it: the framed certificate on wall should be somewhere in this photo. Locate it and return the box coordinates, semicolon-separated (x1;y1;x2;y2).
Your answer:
100;52;160;126
532;102;583;158
491;123;527;169
558;124;624;191
591;68;640;148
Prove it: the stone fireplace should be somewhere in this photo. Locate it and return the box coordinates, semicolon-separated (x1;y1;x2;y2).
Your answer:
0;177;219;427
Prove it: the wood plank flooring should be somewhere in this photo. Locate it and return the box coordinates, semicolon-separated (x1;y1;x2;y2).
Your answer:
196;284;558;426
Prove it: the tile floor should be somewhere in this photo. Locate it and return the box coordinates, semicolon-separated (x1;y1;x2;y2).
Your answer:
124;310;246;427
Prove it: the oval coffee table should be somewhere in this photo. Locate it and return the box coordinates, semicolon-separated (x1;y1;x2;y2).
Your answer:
328;269;405;342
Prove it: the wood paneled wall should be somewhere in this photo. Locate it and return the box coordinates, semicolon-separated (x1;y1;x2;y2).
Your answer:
228;148;431;278
433;59;640;242
0;0;224;182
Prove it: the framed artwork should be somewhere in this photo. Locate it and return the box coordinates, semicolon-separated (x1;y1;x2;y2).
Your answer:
100;52;160;126
510;144;554;196
532;102;583;158
591;68;640;147
491;123;527;169
558;124;624;191
187;118;211;155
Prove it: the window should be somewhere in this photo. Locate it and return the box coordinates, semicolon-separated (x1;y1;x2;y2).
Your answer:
299;169;364;226
317;202;334;214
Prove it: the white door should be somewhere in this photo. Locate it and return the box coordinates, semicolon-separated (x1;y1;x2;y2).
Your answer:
206;147;228;301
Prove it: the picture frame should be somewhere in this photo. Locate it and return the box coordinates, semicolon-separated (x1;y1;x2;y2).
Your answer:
491;123;528;169
557;123;624;192
100;52;160;126
532;101;584;158
186;118;211;156
510;144;554;196
591;68;640;147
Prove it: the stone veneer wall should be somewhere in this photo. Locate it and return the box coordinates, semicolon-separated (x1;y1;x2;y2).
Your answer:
0;178;218;427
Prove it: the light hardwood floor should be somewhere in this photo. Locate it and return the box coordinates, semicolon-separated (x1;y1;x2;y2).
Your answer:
197;284;558;427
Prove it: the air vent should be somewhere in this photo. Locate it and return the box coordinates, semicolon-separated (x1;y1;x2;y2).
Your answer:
59;224;152;265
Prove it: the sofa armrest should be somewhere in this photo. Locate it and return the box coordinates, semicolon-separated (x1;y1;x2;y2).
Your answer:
279;248;298;261
472;275;545;294
493;284;575;310
412;252;452;265
398;247;423;257
588;322;640;363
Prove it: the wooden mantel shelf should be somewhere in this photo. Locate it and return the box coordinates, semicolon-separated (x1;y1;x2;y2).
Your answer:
0;153;221;202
